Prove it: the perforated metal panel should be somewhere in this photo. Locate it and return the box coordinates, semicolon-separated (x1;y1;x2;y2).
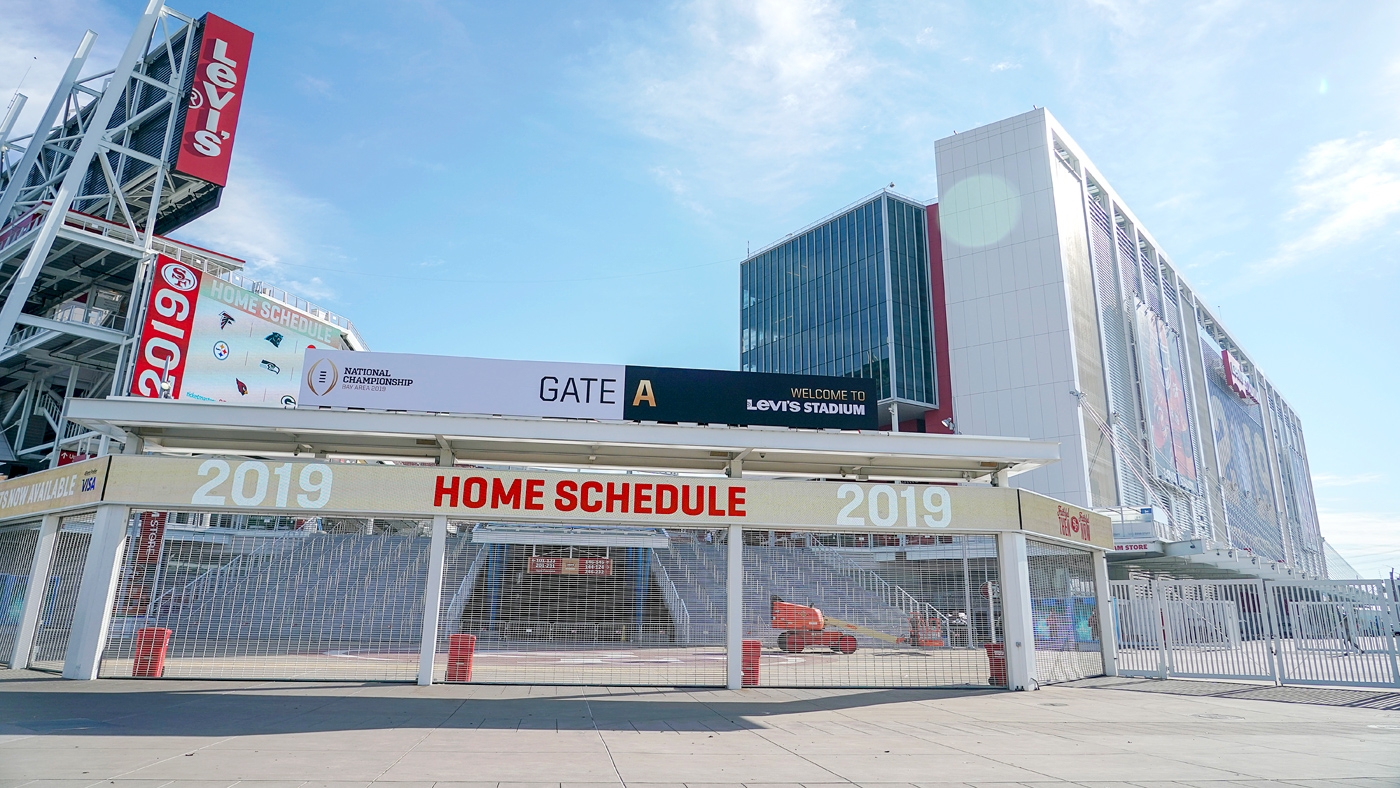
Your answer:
0;523;41;662
1026;539;1102;684
742;532;998;687
29;514;93;672
436;525;726;686
98;512;431;681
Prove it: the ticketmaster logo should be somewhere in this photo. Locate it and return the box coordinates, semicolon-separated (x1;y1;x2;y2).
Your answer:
306;357;338;396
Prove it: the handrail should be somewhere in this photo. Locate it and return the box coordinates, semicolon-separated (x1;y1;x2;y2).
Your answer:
444;544;488;635
650;548;691;644
808;539;966;646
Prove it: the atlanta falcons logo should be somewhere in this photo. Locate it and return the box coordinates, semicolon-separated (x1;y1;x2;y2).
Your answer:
219;311;235;329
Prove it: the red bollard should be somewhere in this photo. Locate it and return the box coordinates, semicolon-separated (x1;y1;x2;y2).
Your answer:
983;642;1007;687
446;634;477;682
741;639;761;687
132;627;172;678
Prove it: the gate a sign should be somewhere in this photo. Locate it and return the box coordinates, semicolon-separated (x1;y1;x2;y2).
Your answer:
174;14;253;187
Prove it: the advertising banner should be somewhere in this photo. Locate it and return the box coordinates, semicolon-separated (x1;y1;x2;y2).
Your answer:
179;276;345;406
99;456;1111;548
117;511;167;615
0;457;109;522
132;260;345;405
174;14;253;188
1209;376;1278;529
1223;349;1259;403
298;350;879;429
299;350;627;420
130;255;202;399
1134;301;1197;492
622;366;877;430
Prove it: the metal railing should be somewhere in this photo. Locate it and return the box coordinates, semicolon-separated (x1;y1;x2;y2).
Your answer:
650;547;691;644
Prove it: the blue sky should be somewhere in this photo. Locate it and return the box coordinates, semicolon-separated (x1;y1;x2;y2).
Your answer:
4;0;1398;576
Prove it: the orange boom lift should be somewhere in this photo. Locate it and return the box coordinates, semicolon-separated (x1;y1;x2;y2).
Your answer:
770;596;946;654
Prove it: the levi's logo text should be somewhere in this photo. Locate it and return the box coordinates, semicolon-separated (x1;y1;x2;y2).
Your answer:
432;475;747;518
174;14;253;187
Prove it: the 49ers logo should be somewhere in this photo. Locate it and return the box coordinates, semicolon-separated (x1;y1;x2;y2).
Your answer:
130;256;203;399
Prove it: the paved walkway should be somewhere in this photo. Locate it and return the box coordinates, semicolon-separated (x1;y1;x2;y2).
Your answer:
1;669;1397;788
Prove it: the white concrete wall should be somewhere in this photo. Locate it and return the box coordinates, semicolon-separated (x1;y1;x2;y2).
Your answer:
935;109;1090;507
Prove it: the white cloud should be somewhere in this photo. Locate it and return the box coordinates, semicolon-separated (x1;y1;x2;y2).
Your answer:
597;0;870;202
1311;472;1383;488
1263;134;1400;270
1318;509;1400;579
170;157;344;303
989;60;1020;73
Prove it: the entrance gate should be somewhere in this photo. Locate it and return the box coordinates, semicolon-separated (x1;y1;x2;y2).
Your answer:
1111;578;1400;689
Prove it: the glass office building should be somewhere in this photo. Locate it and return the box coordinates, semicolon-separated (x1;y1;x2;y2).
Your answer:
740;191;942;428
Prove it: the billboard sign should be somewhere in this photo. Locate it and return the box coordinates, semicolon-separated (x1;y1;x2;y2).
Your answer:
98;455;1112;547
1134;302;1197;492
1222;349;1259;403
0;457;108;522
131;256;346;405
622;366;877;430
298;350;880;430
174;14;253;188
130;255;202;399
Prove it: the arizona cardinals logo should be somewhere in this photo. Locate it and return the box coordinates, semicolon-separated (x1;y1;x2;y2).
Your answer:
219;311;235;329
235;379;248;395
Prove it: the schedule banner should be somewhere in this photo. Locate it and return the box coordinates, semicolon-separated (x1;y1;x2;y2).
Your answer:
100;456;1111;548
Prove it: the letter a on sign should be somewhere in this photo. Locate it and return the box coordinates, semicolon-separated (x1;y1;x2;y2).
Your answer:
632;379;656;407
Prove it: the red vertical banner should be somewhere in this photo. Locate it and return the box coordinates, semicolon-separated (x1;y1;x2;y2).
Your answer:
174;14;254;187
130;255;202;399
120;512;167;615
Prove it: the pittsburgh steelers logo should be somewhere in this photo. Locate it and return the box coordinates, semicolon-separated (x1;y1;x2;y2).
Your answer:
212;341;230;360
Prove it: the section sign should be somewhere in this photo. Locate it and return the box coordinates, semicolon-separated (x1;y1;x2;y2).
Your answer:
298;350;626;420
298;350;879;429
622;366;877;430
174;13;253;187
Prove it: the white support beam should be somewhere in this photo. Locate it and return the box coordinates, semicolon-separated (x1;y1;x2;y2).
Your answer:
418;514;448;686
1093;549;1118;677
8;514;60;669
0;34;95;224
996;531;1038;691
726;524;744;690
62;504;128;680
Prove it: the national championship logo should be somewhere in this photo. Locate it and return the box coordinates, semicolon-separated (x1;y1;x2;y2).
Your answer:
306;357;338;396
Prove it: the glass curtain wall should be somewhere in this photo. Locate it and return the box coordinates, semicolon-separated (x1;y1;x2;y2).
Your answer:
741;193;935;406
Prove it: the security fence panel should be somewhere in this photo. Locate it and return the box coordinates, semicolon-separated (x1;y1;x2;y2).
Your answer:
29;514;94;672
436;525;726;686
1159;580;1273;681
743;531;999;688
1270;580;1399;688
1026;540;1103;685
1109;580;1166;678
0;523;41;662
98;512;432;681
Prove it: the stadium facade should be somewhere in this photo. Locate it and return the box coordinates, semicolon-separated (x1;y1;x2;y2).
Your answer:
741;108;1326;579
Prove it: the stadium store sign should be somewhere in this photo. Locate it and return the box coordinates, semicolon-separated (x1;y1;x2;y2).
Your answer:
1;456;1110;549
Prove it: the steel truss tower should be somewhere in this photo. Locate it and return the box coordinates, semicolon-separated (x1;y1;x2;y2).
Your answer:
0;1;244;471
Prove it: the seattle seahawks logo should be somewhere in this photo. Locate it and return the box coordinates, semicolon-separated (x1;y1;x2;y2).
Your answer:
260;359;281;375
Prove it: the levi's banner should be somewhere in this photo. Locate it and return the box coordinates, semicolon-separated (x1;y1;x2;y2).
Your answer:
298;349;879;430
174;14;253;187
98;456;1112;548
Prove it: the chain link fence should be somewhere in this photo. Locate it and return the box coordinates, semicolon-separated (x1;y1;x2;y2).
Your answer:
0;523;41;662
29;514;93;672
1027;539;1103;685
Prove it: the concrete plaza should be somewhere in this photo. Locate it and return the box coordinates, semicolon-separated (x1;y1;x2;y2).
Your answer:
1;669;1398;788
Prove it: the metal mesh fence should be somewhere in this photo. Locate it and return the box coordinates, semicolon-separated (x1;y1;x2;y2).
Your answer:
743;531;998;687
98;512;431;681
1027;539;1102;685
29;514;93;672
436;525;726;686
0;523;41;663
